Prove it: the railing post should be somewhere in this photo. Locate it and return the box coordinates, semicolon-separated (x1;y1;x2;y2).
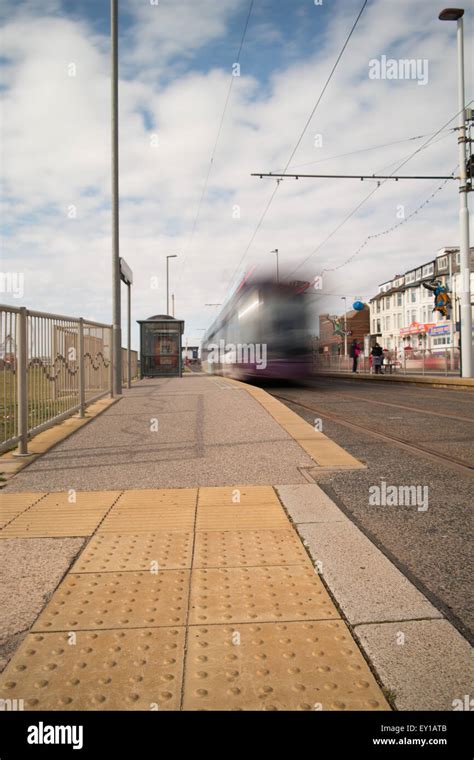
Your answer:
445;348;448;377
15;307;29;456
109;328;114;398
78;318;85;418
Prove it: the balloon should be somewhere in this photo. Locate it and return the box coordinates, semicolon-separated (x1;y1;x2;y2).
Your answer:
353;300;364;311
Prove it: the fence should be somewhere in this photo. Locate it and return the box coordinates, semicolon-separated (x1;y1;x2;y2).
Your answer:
313;348;462;376
0;305;137;455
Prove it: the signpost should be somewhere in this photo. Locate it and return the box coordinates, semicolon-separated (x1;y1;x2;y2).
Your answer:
120;258;133;389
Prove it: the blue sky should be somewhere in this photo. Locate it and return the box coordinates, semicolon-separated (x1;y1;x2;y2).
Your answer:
0;0;472;347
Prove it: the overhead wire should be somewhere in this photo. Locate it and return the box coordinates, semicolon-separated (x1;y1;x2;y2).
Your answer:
223;0;369;299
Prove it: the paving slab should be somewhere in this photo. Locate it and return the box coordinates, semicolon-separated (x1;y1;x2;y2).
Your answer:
194;529;311;568
354;619;473;711
32;571;190;631
0;537;85;671
297;522;442;625
189;565;339;625
72;532;193;572
0;492;46;529
0;491;121;538
0;628;185;710
183;621;389;711
277;484;348;523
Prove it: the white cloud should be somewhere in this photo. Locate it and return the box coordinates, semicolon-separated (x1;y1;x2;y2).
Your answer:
0;0;472;348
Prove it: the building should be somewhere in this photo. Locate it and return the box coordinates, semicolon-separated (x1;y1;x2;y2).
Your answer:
319;305;370;354
182;346;200;362
369;247;474;356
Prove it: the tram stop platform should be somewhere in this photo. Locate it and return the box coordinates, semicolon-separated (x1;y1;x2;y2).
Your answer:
0;375;470;711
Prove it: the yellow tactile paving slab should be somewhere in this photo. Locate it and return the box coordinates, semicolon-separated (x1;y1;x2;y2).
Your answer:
196;503;289;532
72;532;193;572
97;489;197;533
182;621;389;711
0;628;185;710
198;486;278;506
194;530;312;568
32;571;190;631
189;565;339;625
196;485;288;531
0;491;45;529
222;378;365;470
0;491;121;538
114;488;198;507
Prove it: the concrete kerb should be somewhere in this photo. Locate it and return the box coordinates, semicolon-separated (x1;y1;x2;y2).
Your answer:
275;482;473;711
313;371;474;389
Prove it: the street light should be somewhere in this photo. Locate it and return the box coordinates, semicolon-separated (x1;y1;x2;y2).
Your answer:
270;249;279;283
166;255;178;316
439;8;472;377
341;296;348;356
111;0;122;395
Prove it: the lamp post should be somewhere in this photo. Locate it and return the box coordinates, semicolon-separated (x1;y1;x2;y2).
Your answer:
439;8;472;377
111;0;122;395
270;249;279;283
166;255;178;316
341;296;348;356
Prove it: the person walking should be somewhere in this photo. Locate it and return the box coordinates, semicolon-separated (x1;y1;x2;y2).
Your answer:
350;339;361;373
371;342;383;374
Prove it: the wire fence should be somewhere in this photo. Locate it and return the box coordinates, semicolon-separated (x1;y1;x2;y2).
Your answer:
0;305;138;454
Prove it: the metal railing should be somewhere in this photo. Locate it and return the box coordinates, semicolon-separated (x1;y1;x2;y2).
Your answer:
1;305;114;454
313;348;462;377
121;347;138;386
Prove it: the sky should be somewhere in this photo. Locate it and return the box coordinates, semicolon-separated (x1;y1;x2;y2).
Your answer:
1;0;473;349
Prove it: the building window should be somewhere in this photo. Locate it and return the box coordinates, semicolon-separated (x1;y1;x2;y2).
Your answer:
376;301;381;313
415;268;422;280
455;252;460;266
406;271;415;284
385;296;391;309
410;290;417;303
376;319;381;332
397;313;402;328
385;316;391;330
437;256;448;271
422;263;434;277
397;292;403;306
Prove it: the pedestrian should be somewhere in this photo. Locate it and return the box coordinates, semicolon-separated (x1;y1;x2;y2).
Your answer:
350;339;361;373
371;342;383;374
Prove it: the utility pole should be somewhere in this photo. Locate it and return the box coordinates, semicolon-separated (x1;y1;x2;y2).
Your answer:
271;249;279;283
439;8;472;377
111;0;122;394
341;296;348;356
166;255;178;315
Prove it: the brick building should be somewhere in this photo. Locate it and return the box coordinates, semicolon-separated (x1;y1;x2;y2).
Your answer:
319;305;370;355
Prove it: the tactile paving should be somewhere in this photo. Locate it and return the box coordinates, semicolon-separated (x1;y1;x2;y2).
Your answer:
194;530;312;568
189;566;339;625
32;571;190;631
73;532;193;572
0;492;45;529
198;486;278;506
98;490;197;533
182;621;388;711
0;627;185;710
0;491;121;538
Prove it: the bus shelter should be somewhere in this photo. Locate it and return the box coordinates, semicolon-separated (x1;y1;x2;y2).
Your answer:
138;315;185;378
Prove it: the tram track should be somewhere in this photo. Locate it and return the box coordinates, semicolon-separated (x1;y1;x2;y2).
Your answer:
271;391;474;477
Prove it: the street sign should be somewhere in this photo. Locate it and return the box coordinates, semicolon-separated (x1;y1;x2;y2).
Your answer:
120;257;133;285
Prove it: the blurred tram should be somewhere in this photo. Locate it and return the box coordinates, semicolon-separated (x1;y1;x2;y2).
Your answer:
201;278;313;381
